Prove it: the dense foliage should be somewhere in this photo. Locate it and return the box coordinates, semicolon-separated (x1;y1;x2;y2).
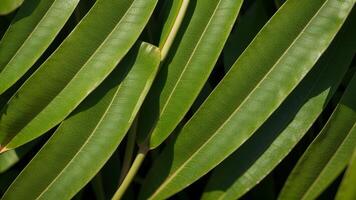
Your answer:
0;0;355;199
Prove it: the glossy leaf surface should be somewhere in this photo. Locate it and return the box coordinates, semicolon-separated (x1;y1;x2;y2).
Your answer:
0;0;23;15
0;0;158;151
138;0;243;149
139;0;355;199
1;42;160;200
0;0;80;94
279;73;356;200
201;11;356;199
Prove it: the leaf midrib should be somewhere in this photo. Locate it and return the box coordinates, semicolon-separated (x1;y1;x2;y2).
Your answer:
218;50;334;200
3;0;138;148
0;0;64;74
152;0;225;143
149;0;331;198
301;121;356;200
33;84;125;200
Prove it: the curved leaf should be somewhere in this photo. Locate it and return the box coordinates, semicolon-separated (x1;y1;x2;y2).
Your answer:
278;74;356;200
137;0;243;149
335;149;356;200
0;0;158;152
0;0;23;15
139;0;355;199
1;42;160;200
0;0;80;94
201;11;356;199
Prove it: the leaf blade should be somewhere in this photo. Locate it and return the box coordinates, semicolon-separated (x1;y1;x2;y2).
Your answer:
201;10;356;199
0;0;80;94
0;0;24;15
335;149;356;200
138;0;243;149
0;0;158;150
278;74;356;200
139;0;355;199
1;42;160;200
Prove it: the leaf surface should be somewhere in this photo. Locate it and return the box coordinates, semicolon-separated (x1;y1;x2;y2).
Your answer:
138;0;243;149
0;0;23;15
201;10;356;199
1;42;160;200
278;73;356;200
0;0;158;151
139;0;355;199
335;149;356;200
0;0;80;94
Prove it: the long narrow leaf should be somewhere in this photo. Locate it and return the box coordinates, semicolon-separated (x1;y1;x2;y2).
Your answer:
335;149;356;200
201;10;356;199
137;0;243;149
1;42;160;200
0;0;158;152
0;0;24;15
139;0;355;199
278;73;356;200
0;0;80;94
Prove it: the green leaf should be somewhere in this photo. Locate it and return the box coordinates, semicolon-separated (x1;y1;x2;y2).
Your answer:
278;74;356;200
0;0;24;15
335;149;356;200
139;0;355;199
0;0;158;151
201;10;356;199
137;0;244;149
0;0;80;94
1;42;160;200
0;150;18;173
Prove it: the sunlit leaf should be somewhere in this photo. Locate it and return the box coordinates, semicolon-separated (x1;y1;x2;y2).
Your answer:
139;0;354;199
1;42;160;200
0;0;158;151
0;0;24;15
279;73;356;200
137;0;243;149
0;0;80;94
201;11;356;199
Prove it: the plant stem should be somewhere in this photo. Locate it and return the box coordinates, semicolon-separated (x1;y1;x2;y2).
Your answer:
119;118;138;183
112;147;148;200
159;0;189;61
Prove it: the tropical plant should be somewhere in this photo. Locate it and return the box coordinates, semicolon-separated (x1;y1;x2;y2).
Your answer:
0;0;355;200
